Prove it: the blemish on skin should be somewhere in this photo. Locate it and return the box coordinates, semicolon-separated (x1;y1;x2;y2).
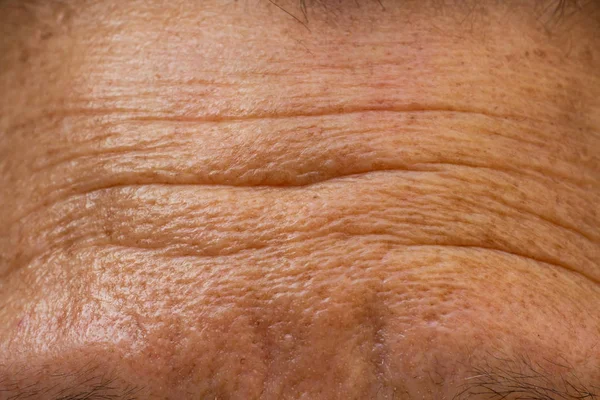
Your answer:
19;50;29;63
282;334;294;349
423;311;438;323
579;47;594;67
426;320;440;328
40;31;53;40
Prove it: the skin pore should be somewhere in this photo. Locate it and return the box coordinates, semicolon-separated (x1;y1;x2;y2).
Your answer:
0;0;599;399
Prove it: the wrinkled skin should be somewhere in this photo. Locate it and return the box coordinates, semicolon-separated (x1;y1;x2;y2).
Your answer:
0;1;599;399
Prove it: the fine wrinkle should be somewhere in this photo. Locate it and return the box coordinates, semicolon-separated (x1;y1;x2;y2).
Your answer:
9;161;598;245
4;165;598;284
4;229;598;290
7;105;540;134
129;105;530;125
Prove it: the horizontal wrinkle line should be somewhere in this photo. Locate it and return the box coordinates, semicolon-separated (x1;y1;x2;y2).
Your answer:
409;244;600;287
85;168;438;191
432;164;599;244
432;161;598;198
128;105;528;123
7;167;438;226
6;107;145;132
8;160;595;227
4;238;596;287
19;241;596;288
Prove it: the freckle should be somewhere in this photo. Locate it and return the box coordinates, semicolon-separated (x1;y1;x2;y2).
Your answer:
19;51;29;63
580;47;594;65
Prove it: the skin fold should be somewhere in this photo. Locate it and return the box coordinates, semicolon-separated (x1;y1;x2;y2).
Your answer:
0;0;599;398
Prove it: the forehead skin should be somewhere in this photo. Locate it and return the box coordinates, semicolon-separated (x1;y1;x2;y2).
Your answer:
0;0;599;399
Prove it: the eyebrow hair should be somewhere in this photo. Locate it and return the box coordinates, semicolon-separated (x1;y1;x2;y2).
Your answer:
453;353;599;400
2;354;597;400
0;363;143;400
51;382;141;400
265;0;600;30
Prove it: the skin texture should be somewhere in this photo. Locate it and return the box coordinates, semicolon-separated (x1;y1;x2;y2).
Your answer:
0;0;599;398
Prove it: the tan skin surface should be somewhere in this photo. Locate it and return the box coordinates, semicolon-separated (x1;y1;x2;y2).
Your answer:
0;0;599;399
